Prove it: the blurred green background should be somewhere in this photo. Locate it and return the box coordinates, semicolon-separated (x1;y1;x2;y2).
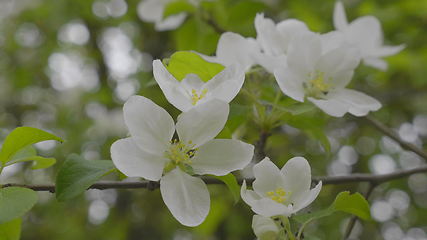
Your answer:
0;0;426;239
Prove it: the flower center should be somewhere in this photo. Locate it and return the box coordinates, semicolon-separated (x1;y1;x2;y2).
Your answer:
304;71;331;98
191;89;208;105
164;139;196;164
163;140;197;173
266;187;291;204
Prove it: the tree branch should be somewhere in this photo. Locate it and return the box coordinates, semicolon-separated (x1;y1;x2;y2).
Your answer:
2;165;427;192
364;115;427;161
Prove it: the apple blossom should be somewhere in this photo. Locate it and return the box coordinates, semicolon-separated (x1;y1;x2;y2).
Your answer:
199;32;261;72
274;31;382;117
137;0;187;31
111;95;254;226
254;13;309;73
241;157;322;217
152;59;245;112
333;1;404;70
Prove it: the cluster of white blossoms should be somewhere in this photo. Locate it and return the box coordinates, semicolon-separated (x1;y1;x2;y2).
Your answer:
205;2;403;117
111;0;403;235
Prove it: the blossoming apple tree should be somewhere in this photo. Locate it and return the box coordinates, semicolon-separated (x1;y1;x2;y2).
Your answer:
0;0;426;239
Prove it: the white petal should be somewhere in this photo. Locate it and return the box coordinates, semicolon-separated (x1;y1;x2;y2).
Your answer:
371;44;405;57
252;157;285;196
308;97;349;117
215;32;260;71
160;169;210;227
176;100;229;148
274;67;305;102
241;181;262;206
251;198;294;217
252;215;280;239
333;1;348;31
329;89;382;116
346;16;383;56
155;13;187;31
316;46;360;76
152;60;193;111
292;181;322;213
255;53;287;73
281;157;312;196
363;58;388;71
287;32;322;76
191;139;254;176
203;65;245;103
137;0;163;22
123;95;175;155
181;74;205;92
255;13;284;56
276;19;309;40
111;138;167;181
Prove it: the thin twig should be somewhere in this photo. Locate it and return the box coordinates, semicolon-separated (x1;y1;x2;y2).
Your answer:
2;165;427;192
254;130;271;161
364;115;427;161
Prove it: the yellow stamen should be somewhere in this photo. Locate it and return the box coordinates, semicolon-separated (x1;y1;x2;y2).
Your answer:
191;89;208;105
164;140;196;166
304;71;332;98
266;187;291;204
310;72;330;92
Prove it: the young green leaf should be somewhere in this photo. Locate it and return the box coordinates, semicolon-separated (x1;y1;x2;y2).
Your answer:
55;154;116;201
0;127;63;164
333;191;371;221
211;173;240;204
164;51;224;82
163;0;195;19
0;218;21;240
6;146;56;170
0;187;38;224
294;191;372;224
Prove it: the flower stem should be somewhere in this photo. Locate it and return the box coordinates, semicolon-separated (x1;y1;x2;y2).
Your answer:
280;216;296;240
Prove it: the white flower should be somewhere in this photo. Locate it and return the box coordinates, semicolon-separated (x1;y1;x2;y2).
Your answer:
274;31;382;117
153;60;245;112
111;96;254;226
333;1;404;70
199;32;261;72
252;215;280;240
241;157;322;217
254;13;310;73
137;0;187;31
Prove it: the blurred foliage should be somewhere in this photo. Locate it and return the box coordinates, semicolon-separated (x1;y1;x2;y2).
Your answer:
0;0;426;239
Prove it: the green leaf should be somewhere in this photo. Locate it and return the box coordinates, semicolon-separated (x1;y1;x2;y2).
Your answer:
0;218;21;240
333;191;371;221
0;127;63;164
294;191;371;224
212;173;240;204
16;156;56;170
0;187;38;224
163;0;196;19
164;51;224;82
293;207;335;224
55;154;116;201
6;146;56;170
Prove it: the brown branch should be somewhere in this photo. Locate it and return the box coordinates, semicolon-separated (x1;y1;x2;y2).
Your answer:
364;115;427;161
254;131;271;161
2;165;427;192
